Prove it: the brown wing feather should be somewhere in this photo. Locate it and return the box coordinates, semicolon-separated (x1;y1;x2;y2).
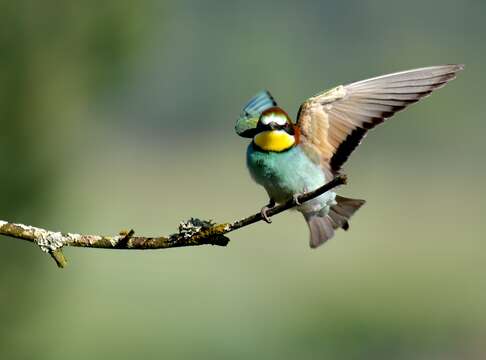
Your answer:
297;64;464;174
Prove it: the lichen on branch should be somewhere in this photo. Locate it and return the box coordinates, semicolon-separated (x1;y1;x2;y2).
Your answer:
0;175;346;268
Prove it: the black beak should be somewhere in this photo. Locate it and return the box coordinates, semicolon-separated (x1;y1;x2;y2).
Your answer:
260;122;294;134
268;122;280;130
258;122;281;131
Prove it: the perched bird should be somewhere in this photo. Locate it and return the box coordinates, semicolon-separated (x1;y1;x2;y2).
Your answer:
235;64;463;248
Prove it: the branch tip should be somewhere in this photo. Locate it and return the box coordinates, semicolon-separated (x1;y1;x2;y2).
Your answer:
49;249;68;268
338;174;347;185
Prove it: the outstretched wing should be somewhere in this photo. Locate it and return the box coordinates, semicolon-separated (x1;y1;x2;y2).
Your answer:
297;64;464;173
235;90;277;138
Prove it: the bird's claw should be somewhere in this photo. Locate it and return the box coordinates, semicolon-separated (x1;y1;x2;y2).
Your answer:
260;200;276;224
293;193;303;205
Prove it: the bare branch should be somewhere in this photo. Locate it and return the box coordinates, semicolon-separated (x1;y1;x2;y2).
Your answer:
0;175;346;268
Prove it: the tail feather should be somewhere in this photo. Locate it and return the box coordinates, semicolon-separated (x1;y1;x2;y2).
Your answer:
305;215;335;248
332;195;366;219
328;208;350;230
304;195;366;248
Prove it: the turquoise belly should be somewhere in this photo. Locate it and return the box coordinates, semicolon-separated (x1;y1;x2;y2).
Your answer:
246;143;329;205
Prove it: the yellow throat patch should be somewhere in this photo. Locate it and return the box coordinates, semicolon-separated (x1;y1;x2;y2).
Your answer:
254;130;295;152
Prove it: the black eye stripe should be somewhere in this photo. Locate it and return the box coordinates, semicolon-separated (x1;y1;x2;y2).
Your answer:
256;121;294;134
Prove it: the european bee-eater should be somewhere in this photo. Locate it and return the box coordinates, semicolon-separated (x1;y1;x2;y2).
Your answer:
236;64;463;248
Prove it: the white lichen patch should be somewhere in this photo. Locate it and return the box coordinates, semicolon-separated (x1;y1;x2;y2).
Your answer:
176;218;215;239
66;232;81;240
16;223;47;237
36;231;65;253
64;232;82;245
109;237;120;247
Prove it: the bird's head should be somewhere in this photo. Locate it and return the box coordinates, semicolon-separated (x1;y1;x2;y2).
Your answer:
253;107;297;152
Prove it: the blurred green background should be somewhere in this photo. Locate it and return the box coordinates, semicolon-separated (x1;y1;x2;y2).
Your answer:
0;1;484;359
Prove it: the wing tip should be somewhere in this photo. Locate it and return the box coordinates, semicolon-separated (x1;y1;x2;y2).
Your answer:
449;63;465;71
437;63;465;74
417;63;464;72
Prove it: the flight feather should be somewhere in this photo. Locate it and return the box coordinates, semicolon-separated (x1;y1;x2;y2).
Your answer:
296;64;464;173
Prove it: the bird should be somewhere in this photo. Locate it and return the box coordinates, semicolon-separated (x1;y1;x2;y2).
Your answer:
235;64;464;248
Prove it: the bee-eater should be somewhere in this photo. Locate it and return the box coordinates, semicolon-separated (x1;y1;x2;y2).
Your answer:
235;64;463;248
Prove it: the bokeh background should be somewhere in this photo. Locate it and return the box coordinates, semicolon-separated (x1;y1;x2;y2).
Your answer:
0;1;484;359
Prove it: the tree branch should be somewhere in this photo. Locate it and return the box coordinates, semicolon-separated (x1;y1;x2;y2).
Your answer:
0;175;346;268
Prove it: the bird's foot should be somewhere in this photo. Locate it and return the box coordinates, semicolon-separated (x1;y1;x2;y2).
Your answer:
260;200;276;224
293;186;309;205
293;193;304;205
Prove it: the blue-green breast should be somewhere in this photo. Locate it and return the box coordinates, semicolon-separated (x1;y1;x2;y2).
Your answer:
246;143;334;212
